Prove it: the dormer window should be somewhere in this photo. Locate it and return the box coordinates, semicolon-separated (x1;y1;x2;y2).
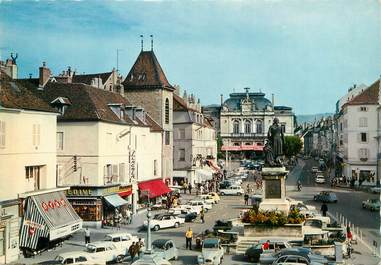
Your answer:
50;97;71;116
108;103;125;120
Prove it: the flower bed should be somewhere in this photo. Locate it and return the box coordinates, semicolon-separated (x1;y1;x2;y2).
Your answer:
241;207;305;226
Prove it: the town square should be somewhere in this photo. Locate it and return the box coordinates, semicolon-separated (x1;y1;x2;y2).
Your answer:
0;1;380;265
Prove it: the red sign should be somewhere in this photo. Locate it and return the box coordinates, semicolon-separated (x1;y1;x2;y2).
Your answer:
41;198;67;212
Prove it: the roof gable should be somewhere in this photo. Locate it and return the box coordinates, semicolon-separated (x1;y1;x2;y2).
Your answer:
71;72;113;86
346;79;379;106
123;51;174;90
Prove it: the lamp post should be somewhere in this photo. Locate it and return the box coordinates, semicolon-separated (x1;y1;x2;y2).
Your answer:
145;208;152;254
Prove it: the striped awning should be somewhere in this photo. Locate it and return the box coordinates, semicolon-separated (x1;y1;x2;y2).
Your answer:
20;190;82;250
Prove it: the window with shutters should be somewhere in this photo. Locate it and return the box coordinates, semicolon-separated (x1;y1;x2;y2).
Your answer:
233;120;240;134
343;120;348;129
165;131;170;145
32;124;40;146
256;120;263;134
360;133;367;142
165;98;170;124
359;106;368;112
281;123;286;134
179;128;185;139
154;160;158;176
0;121;5;148
244;120;251;134
359;117;367;127
57;132;64;150
119;163;125;182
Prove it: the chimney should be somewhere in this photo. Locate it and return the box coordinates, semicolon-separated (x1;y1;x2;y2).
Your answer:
39;61;51;88
220;94;223;106
271;93;275;107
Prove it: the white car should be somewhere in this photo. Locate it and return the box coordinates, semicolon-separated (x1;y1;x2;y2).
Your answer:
197;238;224;265
197;194;216;204
131;254;171;265
53;251;104;265
144;214;185;231
85;241;122;263
189;200;213;210
104;232;143;256
315;175;326;184
219;185;244;196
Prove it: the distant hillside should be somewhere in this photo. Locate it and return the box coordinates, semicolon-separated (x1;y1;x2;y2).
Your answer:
296;113;333;125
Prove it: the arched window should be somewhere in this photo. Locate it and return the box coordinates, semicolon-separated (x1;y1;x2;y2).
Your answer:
256;120;263;134
233;120;240;134
165;98;169;124
244;120;251;134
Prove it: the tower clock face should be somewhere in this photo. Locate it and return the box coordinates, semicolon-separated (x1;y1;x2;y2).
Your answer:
265;179;281;199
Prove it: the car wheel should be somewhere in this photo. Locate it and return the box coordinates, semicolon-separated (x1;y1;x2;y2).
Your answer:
237;192;242;196
174;222;180;228
174;255;178;260
220;192;225;195
314;196;317;201
116;255;124;263
154;225;160;231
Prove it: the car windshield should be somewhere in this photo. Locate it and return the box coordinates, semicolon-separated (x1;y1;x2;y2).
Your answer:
203;242;218;248
86;245;99;253
54;256;64;262
152;240;167;250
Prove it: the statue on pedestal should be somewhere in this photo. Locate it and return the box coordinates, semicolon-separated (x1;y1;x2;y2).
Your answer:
264;118;284;167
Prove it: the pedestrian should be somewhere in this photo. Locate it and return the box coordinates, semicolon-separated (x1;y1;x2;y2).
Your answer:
125;208;132;224
200;206;205;223
200;185;204;195
84;228;91;244
188;183;192;194
134;241;141;260
137;238;144;257
185;227;193;250
346;225;353;242
244;194;249;205
262;240;270;250
183;182;188;194
129;242;136;263
321;202;328;217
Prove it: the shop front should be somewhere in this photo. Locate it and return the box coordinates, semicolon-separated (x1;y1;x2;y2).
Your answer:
65;185;131;228
138;179;171;205
0;199;19;264
19;188;82;255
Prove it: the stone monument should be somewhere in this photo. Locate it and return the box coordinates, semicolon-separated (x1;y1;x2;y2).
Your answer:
259;118;290;214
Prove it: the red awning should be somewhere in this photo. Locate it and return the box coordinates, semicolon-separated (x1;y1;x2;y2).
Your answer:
221;144;264;151
138;179;172;198
118;186;132;197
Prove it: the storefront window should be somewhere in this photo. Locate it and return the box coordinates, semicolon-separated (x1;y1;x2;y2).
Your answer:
71;199;102;221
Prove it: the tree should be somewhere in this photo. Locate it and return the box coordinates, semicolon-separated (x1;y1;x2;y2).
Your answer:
216;134;225;159
284;136;303;158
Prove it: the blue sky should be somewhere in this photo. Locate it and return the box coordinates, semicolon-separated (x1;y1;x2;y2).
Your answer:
1;0;380;115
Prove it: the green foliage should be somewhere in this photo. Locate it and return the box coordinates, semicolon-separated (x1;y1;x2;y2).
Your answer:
284;136;303;158
216;133;225;159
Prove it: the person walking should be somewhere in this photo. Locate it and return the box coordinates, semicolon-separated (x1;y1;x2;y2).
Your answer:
129;242;136;263
188;183;192;194
84;228;91;244
125;208;132;224
185;227;193;250
244;193;249;205
321;202;328;217
137;238;144;257
262;240;270;250
200;206;205;223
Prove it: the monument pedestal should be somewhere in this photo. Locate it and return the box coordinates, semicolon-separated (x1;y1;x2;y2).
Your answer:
259;167;290;215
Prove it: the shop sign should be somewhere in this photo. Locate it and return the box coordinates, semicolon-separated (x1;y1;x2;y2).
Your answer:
103;186;120;196
129;150;136;182
66;185;121;197
66;188;92;196
119;186;132;193
41;198;67;212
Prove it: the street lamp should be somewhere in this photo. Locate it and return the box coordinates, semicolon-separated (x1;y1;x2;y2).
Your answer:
145;208;152;254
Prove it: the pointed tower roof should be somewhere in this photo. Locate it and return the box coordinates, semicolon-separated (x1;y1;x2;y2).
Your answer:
123;51;174;91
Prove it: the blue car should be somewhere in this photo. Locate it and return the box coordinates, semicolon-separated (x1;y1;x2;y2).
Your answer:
314;191;338;203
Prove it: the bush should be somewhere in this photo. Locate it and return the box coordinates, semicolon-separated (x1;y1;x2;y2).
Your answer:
242;208;304;226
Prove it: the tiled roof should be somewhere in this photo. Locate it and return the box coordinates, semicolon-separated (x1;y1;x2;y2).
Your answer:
145;114;163;132
0;71;56;113
173;93;200;112
71;72;113;85
123;51;174;90
345;79;379;106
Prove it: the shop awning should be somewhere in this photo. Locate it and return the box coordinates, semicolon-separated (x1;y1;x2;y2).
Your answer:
104;194;129;207
20;190;82;250
138;179;171;198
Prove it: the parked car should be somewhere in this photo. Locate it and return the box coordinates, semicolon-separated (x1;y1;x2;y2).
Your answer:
85;242;123;263
272;254;312;264
313;191;338;203
219;185;244;196
314;175;326;184
245;239;291;262
178;211;198;222
260;247;329;264
219;180;232;189
150;239;178;261
131;254;171;265
212;219;233;233
188;200;212;211
311;167;319;173
197;195;216;205
208;192;221;203
362;199;381;211
50;252;103;265
369;186;381;194
143;214;184;231
104;232;142;256
289;202;317;217
197;238;224;265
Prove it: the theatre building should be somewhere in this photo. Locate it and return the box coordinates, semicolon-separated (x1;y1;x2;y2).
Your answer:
21;62;165;227
0;72;81;263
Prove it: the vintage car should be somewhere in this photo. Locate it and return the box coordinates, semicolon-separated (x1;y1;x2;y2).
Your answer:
313;191;338;203
188;200;213;210
272;254;313;264
208;192;221;203
151;239;178;261
219;185;244;196
143;214;184;231
51;251;104;265
104;232;143;256
314;175;326;184
198;194;217;204
362;199;381;211
197;238;224;265
245;239;292;262
85;241;123;263
259;247;329;265
212;220;233;233
131;254;171;265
